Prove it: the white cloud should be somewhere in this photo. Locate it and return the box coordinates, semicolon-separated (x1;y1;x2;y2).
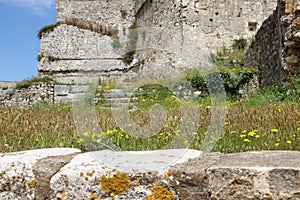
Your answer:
0;0;55;16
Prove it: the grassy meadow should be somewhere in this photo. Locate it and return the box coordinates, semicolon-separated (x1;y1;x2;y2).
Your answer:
0;92;299;153
1;42;299;154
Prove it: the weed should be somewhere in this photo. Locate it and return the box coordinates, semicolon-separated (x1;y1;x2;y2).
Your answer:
37;24;58;39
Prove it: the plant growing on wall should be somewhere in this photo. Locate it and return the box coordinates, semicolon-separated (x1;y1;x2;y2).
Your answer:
15;77;56;90
121;23;138;65
37;23;58;39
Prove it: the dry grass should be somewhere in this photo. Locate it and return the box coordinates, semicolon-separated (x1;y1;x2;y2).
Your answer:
0;99;299;153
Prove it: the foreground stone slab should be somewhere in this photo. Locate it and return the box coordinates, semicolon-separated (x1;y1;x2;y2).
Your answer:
0;148;81;200
0;149;299;199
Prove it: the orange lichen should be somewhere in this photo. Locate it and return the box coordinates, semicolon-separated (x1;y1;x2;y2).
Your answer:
28;180;35;188
147;185;175;200
90;193;101;200
100;172;130;195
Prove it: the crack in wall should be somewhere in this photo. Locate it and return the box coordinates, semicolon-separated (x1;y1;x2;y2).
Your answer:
32;153;79;199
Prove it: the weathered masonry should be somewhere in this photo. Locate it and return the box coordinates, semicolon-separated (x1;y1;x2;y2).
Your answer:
38;0;279;84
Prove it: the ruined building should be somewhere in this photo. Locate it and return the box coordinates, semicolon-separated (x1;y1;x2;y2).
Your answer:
38;0;284;84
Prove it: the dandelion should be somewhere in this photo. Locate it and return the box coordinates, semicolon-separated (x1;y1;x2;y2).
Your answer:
248;131;256;137
35;138;39;142
243;139;251;143
275;143;280;147
271;128;279;133
255;135;260;138
286;140;292;144
240;134;246;138
230;131;236;134
242;130;247;134
125;134;130;139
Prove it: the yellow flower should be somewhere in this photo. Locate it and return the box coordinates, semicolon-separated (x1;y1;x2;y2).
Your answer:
286;140;292;144
230;131;236;134
35;138;39;142
242;130;247;134
248;131;256;137
255;135;260;138
83;131;90;137
243;139;251;143
240;134;246;138
275;143;280;147
298;138;300;140
125;134;130;139
271;129;279;133
118;133;124;138
77;138;84;144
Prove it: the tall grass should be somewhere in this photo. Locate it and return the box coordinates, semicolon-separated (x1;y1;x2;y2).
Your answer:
0;97;299;153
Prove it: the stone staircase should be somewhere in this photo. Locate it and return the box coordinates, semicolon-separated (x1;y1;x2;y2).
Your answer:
100;84;138;109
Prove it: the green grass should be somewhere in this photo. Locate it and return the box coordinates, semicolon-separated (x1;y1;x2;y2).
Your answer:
0;91;299;153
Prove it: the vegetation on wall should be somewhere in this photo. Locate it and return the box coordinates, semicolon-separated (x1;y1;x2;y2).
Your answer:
64;17;119;37
37;24;58;39
38;17;119;40
121;23;138;65
15;77;57;90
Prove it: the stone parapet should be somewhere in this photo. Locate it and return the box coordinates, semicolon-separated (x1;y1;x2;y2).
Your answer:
0;149;299;199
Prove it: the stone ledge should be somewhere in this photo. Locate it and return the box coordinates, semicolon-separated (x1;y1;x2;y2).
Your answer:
0;149;299;199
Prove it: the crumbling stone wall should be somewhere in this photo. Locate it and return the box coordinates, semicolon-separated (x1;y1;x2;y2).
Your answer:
246;0;300;86
0;83;54;107
39;0;278;85
39;0;138;84
0;83;100;107
136;0;278;50
282;0;300;74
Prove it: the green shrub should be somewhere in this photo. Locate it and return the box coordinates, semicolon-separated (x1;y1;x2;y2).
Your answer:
37;54;42;62
232;38;247;50
185;68;254;97
37;24;58;39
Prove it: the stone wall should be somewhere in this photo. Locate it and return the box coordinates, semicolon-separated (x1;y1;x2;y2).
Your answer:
282;0;300;74
136;0;278;50
0;83;99;107
0;83;54;107
246;0;300;86
39;0;278;85
0;148;299;199
56;0;135;31
39;0;139;84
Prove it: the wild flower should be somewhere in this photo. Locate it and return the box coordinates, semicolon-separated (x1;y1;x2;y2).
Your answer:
275;143;280;147
271;128;279;133
248;131;256;137
243;139;251;143
286;140;292;144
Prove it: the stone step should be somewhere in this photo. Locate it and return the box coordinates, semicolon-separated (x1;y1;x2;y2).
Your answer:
103;92;135;98
105;97;137;104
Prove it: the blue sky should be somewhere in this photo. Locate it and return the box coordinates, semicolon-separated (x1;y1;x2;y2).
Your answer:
0;0;56;82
